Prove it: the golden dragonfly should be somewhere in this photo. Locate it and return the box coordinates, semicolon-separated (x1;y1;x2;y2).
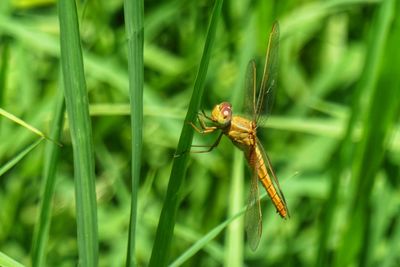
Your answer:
190;21;289;250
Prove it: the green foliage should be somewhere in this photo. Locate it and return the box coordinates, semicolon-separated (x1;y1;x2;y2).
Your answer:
0;0;399;267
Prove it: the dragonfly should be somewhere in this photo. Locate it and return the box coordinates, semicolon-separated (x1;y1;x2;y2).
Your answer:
190;21;289;251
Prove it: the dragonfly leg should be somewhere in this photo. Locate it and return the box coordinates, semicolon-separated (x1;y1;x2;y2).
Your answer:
191;132;223;153
201;110;213;120
189;113;217;134
175;114;218;158
174;129;222;157
189;122;217;134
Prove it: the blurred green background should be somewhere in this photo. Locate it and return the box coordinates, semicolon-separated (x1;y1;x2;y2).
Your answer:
0;0;399;266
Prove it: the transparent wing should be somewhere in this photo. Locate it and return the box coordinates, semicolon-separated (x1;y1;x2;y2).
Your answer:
244;148;263;251
243;60;257;121
255;21;280;123
256;138;289;217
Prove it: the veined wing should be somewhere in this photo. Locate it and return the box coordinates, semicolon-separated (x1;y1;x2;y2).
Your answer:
244;60;257;122
255;21;279;124
244;147;263;251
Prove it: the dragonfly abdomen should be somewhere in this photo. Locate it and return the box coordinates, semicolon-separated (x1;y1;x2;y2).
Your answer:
254;145;288;218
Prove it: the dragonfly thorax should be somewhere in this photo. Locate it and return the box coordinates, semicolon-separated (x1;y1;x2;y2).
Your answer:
211;102;232;128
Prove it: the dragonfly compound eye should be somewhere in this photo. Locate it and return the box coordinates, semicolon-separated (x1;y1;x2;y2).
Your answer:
219;102;232;119
211;102;232;126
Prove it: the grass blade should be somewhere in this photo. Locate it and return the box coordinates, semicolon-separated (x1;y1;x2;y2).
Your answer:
170;208;245;267
58;0;98;266
123;0;144;266
148;1;223;266
333;0;397;266
0;41;9;108
0;138;43;177
31;91;65;267
0;108;60;145
380;9;400;267
316;1;394;266
224;151;244;267
0;251;25;267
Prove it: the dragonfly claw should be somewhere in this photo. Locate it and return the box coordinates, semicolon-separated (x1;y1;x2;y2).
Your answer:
174;149;189;158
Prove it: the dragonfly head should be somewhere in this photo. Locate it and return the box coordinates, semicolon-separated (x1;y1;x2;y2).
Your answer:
211;102;232;127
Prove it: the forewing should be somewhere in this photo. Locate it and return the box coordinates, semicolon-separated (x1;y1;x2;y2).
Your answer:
256;139;289;217
244;148;262;251
243;60;257;121
255;21;280;123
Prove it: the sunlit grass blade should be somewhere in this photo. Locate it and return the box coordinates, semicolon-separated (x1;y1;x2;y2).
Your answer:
224;151;244;267
58;0;98;266
31;91;65;267
148;1;223;266
0;108;61;146
170;208;245;267
0;137;43;177
0;251;25;267
170;186;278;266
123;0;144;266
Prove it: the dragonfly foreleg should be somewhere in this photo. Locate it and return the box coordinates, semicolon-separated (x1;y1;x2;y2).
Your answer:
200;109;213;120
190;132;223;153
189;122;217;134
189;113;217;134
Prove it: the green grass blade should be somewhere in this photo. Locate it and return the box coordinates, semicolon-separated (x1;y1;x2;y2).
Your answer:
224;151;244;267
0;251;25;267
380;10;400;267
333;0;397;266
171;189;284;265
352;1;399;265
123;0;144;266
0;108;60;145
381;185;400;267
58;0;98;266
316;1;393;266
31;91;65;267
0;41;9;108
148;1;223;266
170;208;245;267
0;137;43;177
170;193;276;267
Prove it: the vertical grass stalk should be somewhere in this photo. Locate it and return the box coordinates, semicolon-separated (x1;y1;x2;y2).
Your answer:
0;41;9;108
58;0;98;266
31;91;65;267
148;0;223;266
123;0;144;266
224;151;244;267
